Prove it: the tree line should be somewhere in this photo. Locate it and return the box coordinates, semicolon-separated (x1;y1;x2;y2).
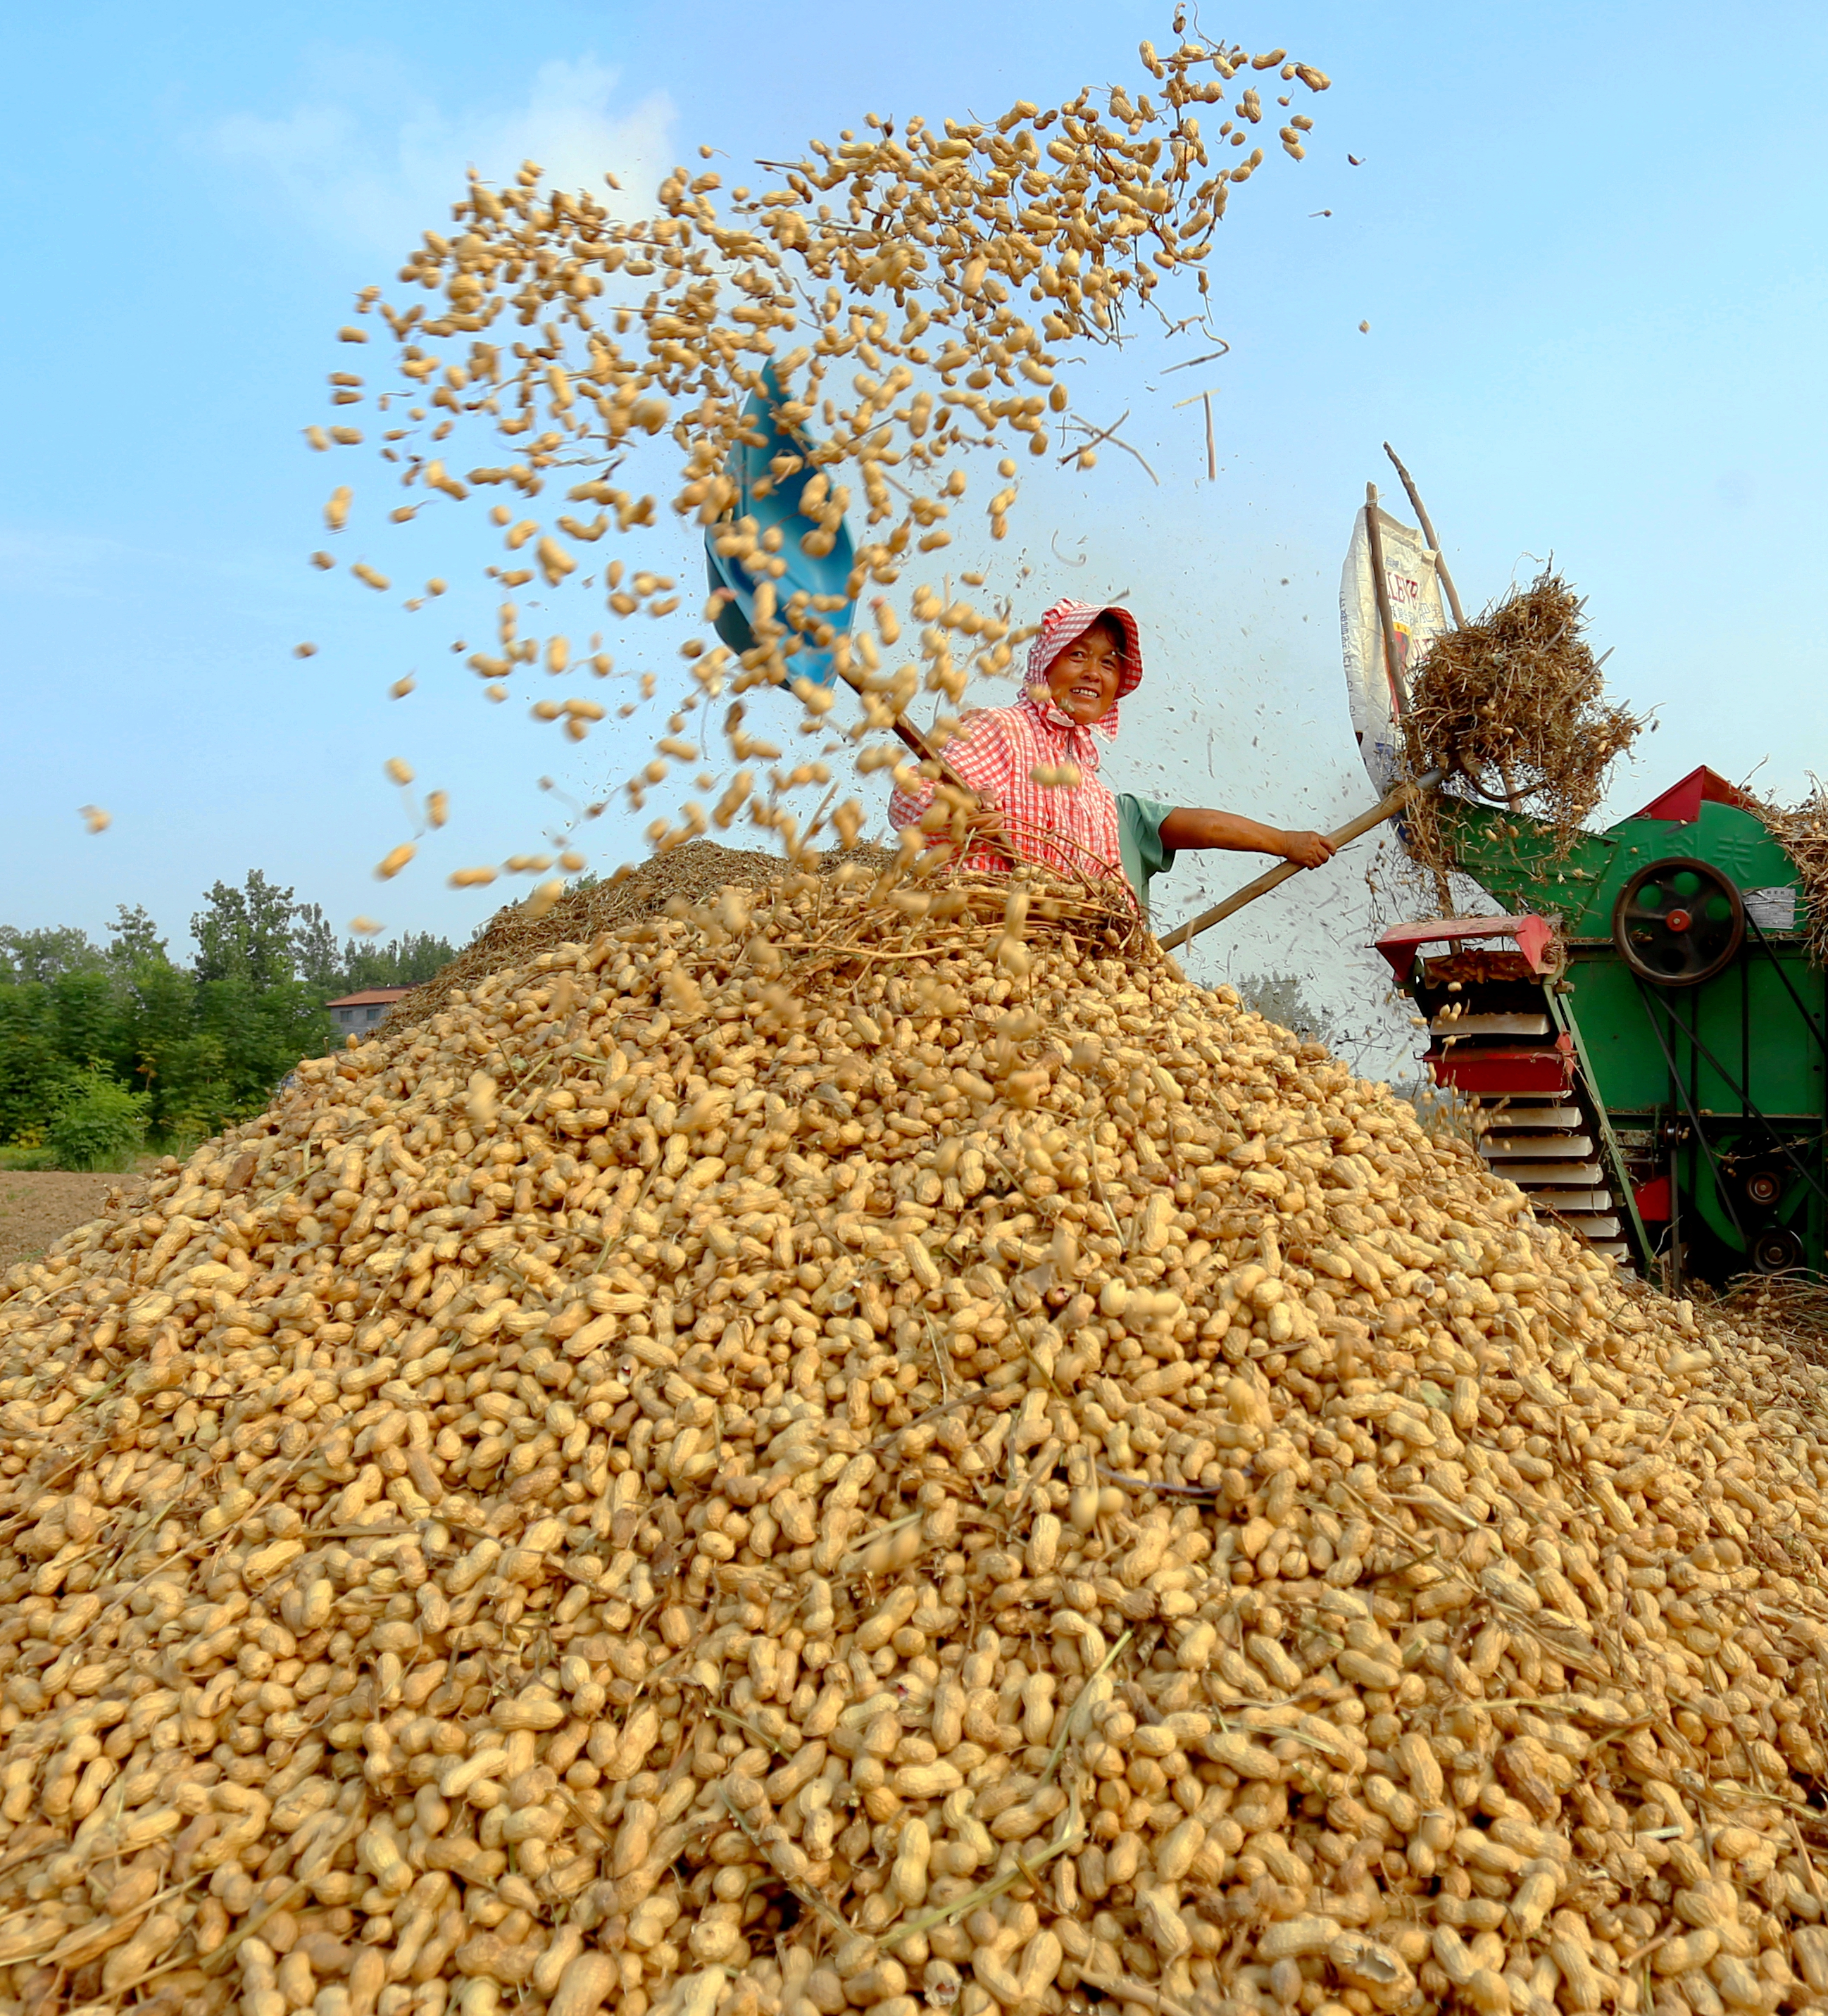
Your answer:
1;872;458;1163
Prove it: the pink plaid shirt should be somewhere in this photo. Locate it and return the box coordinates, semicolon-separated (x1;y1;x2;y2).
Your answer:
888;691;1125;881
887;599;1145;889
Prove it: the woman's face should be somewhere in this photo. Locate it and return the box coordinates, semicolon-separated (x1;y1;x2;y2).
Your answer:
1044;620;1123;725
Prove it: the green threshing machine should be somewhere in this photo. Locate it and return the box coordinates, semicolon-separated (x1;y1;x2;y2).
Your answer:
1375;767;1825;1285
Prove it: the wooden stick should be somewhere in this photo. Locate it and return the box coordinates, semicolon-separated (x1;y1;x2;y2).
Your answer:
827;665;965;791
816;654;1018;865
1362;483;1409;718
1203;392;1216;481
1158;770;1443;951
715;582;979;818
1382;442;1466;627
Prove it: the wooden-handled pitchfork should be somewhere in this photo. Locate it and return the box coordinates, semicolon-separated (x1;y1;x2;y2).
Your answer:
1158;769;1444;952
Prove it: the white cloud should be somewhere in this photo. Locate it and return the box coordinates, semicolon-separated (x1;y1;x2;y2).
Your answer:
206;56;676;263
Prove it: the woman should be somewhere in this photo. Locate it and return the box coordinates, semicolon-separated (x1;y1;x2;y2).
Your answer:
887;597;1334;913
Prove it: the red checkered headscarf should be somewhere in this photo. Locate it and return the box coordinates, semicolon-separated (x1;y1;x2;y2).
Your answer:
1024;599;1143;740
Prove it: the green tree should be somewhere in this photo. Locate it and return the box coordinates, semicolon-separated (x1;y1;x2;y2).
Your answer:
292;903;343;996
107;903;170;969
0;927;105;986
0;872;390;1158
341;929;456;991
145;1023;232;1141
116;959;206;1137
1232;970;1340;1046
49;968;123;1079
192;871;299;993
0;986;79;1142
184;977;331;1132
46;1070;149;1172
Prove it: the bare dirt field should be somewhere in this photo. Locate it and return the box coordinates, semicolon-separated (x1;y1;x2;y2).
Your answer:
0;1172;132;1271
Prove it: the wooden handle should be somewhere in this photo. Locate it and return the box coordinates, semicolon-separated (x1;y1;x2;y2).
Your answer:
1383;442;1466;628
827;660;1018;864
1157;772;1439;952
1363;484;1410;719
826;662;954;784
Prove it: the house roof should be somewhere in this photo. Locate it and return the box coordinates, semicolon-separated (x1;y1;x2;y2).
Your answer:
326;988;413;1008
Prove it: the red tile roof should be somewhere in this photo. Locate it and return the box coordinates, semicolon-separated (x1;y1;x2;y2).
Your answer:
326;988;413;1008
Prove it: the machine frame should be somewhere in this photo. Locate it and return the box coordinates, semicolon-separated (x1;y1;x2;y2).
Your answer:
1379;767;1828;1284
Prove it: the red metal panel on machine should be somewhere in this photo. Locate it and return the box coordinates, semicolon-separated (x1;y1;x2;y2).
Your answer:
1423;1037;1574;1095
1374;913;1555;982
1634;1175;1671;1222
1626;765;1758;825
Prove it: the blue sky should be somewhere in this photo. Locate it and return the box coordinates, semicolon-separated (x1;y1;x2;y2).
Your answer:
6;0;1826;1036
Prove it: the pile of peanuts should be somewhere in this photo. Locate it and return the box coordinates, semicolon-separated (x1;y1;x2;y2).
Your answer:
5;868;1828;2016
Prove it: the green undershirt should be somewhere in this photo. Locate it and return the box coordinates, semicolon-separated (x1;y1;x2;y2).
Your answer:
1116;792;1177;913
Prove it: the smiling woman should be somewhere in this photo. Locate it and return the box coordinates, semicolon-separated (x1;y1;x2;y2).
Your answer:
887;597;1336;915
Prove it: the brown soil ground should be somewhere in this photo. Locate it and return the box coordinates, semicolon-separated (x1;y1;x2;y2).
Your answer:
0;1172;135;1271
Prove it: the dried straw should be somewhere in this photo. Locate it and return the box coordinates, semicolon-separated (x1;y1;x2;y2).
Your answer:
385;841;894;1032
387;837;1144;1034
1705;1271;1828;1372
1401;570;1642;872
1753;785;1828;961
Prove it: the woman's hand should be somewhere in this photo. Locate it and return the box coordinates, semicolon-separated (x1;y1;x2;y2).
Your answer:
939;784;1016;862
1277;829;1336;870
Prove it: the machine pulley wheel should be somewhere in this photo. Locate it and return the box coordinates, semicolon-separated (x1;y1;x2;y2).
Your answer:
1613;856;1744;987
1751;1227;1804;1275
1742;1167;1784;1210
